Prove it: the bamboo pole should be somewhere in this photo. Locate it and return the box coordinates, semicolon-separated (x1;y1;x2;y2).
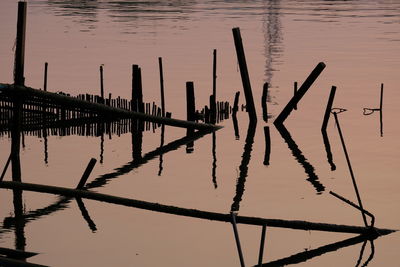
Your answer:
0;182;394;235
14;1;27;86
232;27;257;122
0;84;221;131
274;62;326;125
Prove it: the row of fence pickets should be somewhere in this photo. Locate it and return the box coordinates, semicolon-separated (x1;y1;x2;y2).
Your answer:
0;92;234;138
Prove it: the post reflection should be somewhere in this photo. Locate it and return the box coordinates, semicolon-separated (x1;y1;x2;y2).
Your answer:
211;131;217;188
322;129;336;171
275;124;325;193
231;121;257;212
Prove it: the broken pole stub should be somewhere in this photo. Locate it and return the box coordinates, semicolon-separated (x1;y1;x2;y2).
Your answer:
274;62;326;126
131;65;143;112
232;27;257;122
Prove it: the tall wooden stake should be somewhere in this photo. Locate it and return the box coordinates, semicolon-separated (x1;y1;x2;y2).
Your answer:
158;57;165;117
232;27;257;122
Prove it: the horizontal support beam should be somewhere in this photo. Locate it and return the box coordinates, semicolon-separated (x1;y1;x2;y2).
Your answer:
0;181;395;235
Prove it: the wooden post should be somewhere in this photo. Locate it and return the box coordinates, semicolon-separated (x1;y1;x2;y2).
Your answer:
100;65;104;102
138;67;144;113
132;65;139;112
186;82;196;153
321;86;337;131
14;1;27;86
274;62;326;125
76;158;97;189
158;57;165;117
262;82;268;122
43;62;48;91
213;49;217;99
232;27;257;122
380;83;383;137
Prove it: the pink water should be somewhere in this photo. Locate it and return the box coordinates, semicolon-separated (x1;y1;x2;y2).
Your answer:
1;0;400;266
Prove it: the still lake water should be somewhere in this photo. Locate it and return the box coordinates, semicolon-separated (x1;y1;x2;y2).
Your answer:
1;0;400;266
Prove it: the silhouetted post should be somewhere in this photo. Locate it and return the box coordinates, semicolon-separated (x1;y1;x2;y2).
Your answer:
14;1;27;86
43;62;48;91
138;68;144;113
380;83;383;137
186;82;196;122
232;27;257;122
213;49;217;99
186;82;196;153
233;91;240;114
321;86;337;131
274;62;326;125
76;158;97;189
132;65;143;112
332;112;368;227
263;126;271;165
11;3;26;249
293;82;298;110
158;57;166;117
100;65;104;102
262;82;268;122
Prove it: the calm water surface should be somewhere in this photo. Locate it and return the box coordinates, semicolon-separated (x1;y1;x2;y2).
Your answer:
1;0;400;266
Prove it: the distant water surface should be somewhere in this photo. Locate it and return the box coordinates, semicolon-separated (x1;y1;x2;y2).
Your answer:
0;0;400;266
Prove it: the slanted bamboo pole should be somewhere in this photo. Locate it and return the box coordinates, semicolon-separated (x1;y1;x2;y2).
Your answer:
0;181;395;235
232;27;257;122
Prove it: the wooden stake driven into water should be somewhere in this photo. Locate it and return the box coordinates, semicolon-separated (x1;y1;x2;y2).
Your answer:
100;65;104;101
158;57;165;117
0;181;395;235
321;86;337;131
232;27;257;122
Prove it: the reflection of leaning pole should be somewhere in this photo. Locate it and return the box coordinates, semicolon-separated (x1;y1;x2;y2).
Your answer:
0;181;395;235
1;129;214;230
